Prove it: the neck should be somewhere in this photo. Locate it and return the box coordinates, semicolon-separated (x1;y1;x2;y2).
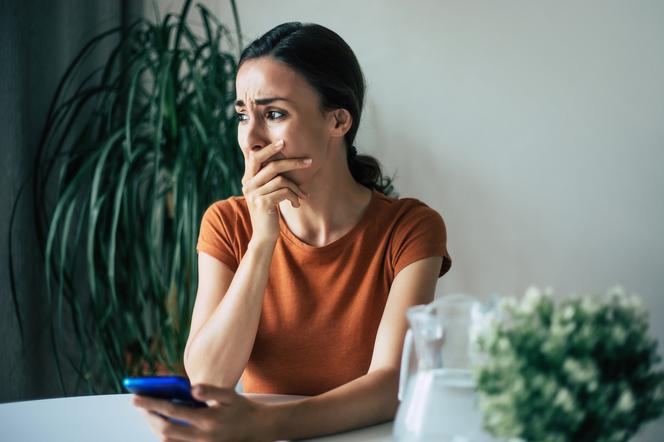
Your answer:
278;153;372;247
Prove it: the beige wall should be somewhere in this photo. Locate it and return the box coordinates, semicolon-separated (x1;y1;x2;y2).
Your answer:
162;1;664;439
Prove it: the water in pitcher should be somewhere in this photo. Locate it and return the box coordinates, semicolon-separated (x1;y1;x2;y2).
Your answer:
396;368;491;442
394;294;498;442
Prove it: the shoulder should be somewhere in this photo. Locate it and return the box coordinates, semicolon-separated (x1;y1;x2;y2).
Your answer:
202;195;249;222
200;195;252;237
371;191;451;278
198;195;253;265
205;195;246;214
372;191;446;231
197;196;250;270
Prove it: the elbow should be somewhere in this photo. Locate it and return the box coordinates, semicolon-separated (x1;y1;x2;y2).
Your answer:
183;353;207;386
183;350;241;389
368;366;401;419
183;351;194;381
183;341;196;379
380;367;401;419
385;368;401;417
188;370;240;390
183;337;245;389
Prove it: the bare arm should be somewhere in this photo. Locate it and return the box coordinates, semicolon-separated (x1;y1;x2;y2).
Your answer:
183;240;275;387
184;139;310;387
265;256;443;439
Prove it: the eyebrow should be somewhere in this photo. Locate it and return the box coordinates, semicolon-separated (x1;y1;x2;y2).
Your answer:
234;97;292;107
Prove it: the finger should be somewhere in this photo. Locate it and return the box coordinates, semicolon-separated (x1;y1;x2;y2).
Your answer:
158;418;201;441
260;187;301;209
253;139;285;165
253;175;308;200
244;158;312;192
132;395;206;426
141;410;172;440
245;140;285;178
191;384;238;405
143;410;198;442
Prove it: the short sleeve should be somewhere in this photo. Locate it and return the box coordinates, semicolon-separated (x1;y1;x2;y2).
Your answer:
391;204;452;278
196;201;239;271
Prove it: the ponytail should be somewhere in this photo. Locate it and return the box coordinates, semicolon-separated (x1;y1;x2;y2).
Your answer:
347;145;395;196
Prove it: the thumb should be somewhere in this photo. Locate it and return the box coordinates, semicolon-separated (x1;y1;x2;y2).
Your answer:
192;384;236;405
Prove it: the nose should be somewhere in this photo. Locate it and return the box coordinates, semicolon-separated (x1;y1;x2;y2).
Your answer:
240;117;270;154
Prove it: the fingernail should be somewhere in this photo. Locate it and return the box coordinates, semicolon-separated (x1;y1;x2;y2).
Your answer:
275;140;284;148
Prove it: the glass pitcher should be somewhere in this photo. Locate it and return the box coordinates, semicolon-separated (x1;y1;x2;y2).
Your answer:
393;294;497;442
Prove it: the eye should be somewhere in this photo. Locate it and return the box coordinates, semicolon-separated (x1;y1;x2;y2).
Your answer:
266;110;285;120
235;112;248;123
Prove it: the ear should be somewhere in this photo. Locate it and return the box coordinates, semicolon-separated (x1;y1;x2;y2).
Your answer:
327;108;353;139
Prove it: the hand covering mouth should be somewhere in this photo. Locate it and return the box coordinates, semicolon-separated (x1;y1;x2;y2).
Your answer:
261;155;285;169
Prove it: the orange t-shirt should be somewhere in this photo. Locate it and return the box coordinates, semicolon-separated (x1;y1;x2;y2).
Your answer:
196;189;451;396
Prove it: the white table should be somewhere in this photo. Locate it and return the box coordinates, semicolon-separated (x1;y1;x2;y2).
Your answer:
0;393;394;441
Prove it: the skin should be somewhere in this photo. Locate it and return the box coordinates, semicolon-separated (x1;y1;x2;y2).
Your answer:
234;56;374;247
133;56;443;441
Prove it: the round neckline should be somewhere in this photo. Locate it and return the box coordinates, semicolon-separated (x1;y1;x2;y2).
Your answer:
277;189;378;252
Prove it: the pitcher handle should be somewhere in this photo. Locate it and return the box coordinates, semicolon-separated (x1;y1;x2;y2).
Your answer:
398;329;414;401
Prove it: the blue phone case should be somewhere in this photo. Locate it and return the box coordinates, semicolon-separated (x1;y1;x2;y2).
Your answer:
124;376;207;426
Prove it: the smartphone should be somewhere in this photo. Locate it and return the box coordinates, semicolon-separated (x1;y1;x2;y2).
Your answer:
124;375;207;426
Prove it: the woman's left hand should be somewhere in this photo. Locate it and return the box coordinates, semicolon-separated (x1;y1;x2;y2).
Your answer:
132;384;274;442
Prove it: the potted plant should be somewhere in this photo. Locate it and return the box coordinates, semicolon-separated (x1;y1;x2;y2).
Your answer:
9;0;244;394
474;286;664;442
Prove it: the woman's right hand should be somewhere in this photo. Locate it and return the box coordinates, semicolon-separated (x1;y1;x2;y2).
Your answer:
241;139;312;244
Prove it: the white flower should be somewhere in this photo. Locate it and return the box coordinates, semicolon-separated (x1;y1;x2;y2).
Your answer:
553;387;575;413
612;326;627;345
616;390;635;413
563;358;598;384
561;304;575;321
609;286;644;313
522;286;543;313
551;317;575;337
470;300;497;344
497;337;511;352
580;296;600;315
498;296;518;314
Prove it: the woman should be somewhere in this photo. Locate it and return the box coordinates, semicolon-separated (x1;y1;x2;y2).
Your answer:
133;22;451;441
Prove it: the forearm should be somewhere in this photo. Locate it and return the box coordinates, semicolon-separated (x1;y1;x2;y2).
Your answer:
184;238;276;386
267;367;400;440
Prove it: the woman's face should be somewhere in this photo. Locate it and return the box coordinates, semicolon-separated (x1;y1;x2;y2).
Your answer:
234;57;334;185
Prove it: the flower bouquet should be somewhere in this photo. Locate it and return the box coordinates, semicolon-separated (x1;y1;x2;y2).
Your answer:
473;287;664;442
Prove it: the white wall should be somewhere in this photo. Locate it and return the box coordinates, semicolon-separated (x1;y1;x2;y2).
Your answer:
163;1;664;439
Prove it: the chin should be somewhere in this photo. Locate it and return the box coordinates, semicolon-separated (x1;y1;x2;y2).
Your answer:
281;170;307;186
